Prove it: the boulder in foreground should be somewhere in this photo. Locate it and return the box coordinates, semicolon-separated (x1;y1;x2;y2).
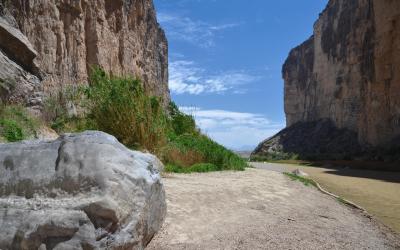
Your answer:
0;131;166;249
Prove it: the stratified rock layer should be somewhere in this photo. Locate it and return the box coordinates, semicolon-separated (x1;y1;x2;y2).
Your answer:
284;0;400;147
0;0;169;106
0;131;166;249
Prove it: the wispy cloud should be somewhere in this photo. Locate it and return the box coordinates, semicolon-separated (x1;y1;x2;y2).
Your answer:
157;12;241;47
169;60;258;95
180;107;284;150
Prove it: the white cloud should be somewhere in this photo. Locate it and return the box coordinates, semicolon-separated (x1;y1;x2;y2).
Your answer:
169;60;258;95
180;107;284;150
157;12;240;47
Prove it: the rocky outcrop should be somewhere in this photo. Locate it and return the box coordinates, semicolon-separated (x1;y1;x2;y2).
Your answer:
0;131;166;249
252;119;362;160
0;0;169;107
254;0;400;160
0;9;42;111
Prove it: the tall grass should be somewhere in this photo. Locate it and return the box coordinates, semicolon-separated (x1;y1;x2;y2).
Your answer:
84;68;169;152
162;133;247;172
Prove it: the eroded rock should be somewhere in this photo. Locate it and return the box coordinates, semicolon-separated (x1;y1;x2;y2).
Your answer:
0;131;166;249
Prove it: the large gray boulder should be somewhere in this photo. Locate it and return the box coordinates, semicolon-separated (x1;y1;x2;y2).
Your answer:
0;131;166;249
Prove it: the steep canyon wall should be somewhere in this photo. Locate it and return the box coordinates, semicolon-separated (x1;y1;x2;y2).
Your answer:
253;0;400;160
284;0;400;147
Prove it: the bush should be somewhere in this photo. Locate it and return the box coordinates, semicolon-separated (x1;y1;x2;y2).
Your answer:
84;67;169;152
0;105;39;142
168;102;197;136
165;163;220;173
163;133;247;172
0;119;23;142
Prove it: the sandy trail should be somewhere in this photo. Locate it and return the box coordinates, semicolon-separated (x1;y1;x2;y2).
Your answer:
147;168;400;250
253;162;400;233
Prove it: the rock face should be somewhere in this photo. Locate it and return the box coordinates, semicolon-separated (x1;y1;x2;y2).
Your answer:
0;0;169;107
252;119;362;160
285;0;400;147
254;0;400;160
0;131;166;249
0;9;42;111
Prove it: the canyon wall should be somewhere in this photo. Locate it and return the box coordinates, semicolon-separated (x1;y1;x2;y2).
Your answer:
0;0;169;110
284;0;400;147
253;0;400;160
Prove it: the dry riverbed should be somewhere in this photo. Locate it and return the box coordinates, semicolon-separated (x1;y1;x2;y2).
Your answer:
147;168;400;250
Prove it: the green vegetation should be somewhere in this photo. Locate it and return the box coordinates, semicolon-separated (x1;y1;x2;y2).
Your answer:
283;172;317;187
336;197;347;205
41;67;247;173
0;105;39;142
250;152;299;162
83;67;169;152
163;133;247;173
43;85;90;133
165;163;220;173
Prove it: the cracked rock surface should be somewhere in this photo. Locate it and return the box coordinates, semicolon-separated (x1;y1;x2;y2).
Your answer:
0;131;166;250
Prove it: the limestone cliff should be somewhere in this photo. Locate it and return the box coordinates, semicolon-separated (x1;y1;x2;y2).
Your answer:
0;0;169;110
253;0;400;160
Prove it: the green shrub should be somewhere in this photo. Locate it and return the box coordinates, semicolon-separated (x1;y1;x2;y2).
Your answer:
83;67;169;152
0;119;23;142
168;102;197;136
163;133;247;171
0;105;39;142
165;163;220;173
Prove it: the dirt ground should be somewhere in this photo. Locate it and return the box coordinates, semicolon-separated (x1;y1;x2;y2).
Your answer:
147;169;400;250
253;162;400;233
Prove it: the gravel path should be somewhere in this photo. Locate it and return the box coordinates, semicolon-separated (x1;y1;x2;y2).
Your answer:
147;169;400;250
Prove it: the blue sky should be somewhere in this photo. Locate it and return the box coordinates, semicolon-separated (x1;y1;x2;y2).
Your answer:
154;0;328;150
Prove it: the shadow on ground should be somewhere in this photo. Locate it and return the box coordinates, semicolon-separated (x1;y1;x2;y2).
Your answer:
255;160;400;183
322;168;400;184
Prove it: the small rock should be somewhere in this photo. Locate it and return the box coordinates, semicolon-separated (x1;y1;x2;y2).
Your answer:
292;169;309;177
